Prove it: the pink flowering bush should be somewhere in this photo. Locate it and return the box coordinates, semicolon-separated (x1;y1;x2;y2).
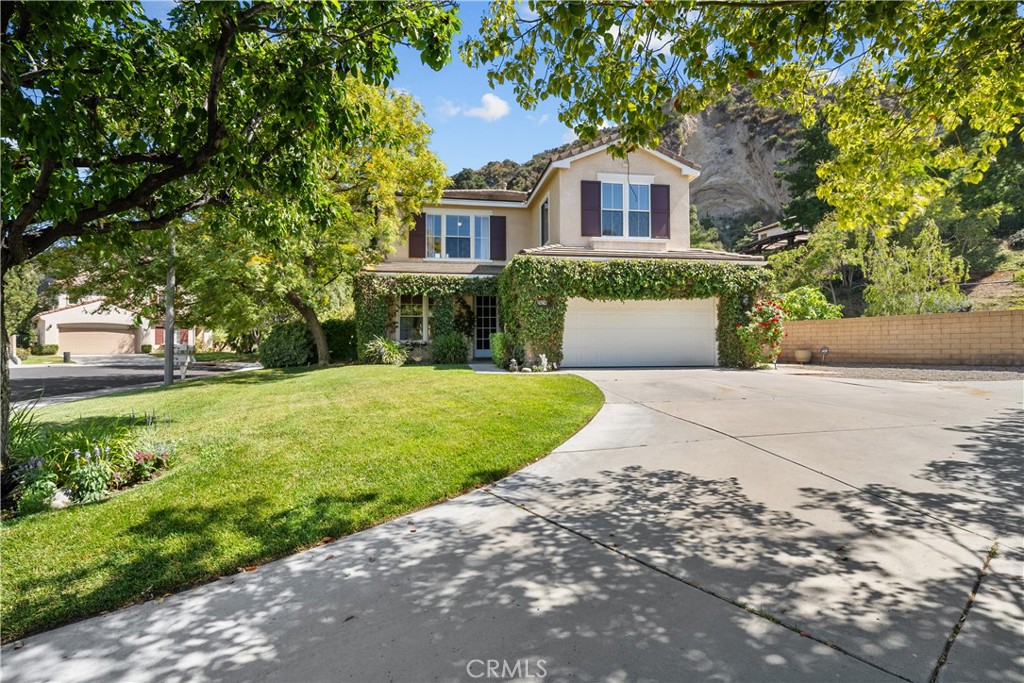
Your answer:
736;299;787;367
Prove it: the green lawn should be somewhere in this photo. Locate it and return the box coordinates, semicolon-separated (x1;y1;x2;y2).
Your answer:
19;355;65;365
150;351;258;362
1;365;602;641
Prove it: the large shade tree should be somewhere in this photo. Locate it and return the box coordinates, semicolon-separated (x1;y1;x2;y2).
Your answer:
49;81;448;365
463;1;1023;231
1;0;459;472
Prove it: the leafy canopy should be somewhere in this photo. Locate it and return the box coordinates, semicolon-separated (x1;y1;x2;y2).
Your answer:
1;0;459;269
44;81;448;355
463;1;1024;230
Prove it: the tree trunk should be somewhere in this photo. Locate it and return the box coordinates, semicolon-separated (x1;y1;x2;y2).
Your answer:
285;291;330;365
1;288;12;491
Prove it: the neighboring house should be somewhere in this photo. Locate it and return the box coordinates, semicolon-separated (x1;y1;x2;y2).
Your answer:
736;220;809;255
34;295;201;355
361;134;765;368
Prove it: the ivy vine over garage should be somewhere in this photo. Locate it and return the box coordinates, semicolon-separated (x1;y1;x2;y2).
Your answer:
497;256;773;368
353;273;498;359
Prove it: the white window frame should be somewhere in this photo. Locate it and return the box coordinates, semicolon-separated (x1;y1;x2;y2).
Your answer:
396;294;433;342
423;209;494;261
596;173;657;240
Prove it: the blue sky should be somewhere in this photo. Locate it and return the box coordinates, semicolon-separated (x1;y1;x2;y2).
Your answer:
392;2;574;172
141;1;572;173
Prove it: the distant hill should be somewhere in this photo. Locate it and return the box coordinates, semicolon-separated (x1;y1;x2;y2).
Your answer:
449;89;802;230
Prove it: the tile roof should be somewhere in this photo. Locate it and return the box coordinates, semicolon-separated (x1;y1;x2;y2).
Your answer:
519;244;765;264
547;132;702;172
442;189;529;202
33;298;105;320
365;261;505;276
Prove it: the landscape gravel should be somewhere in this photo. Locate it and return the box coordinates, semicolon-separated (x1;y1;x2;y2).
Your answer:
778;363;1023;382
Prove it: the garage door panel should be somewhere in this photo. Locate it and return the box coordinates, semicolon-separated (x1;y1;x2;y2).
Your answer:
562;298;716;367
58;325;136;355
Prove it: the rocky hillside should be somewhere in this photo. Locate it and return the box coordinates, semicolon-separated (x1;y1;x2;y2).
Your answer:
449;90;801;229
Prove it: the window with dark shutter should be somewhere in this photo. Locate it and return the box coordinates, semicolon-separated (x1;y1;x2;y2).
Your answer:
408;213;426;258
651;185;670;239
581;180;601;236
490;216;506;260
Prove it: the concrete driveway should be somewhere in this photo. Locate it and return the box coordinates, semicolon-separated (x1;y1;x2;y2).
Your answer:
3;369;1021;683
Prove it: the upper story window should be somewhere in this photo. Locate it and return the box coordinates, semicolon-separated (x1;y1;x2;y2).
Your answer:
426;213;490;260
601;182;651;237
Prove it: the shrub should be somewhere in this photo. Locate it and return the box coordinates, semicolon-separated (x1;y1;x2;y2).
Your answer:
490;332;509;367
17;478;57;515
736;299;786;367
362;336;407;365
431;332;469;365
259;321;314;368
15;347;29;361
779;286;843;320
141;344;153;354
31;344;58;355
1008;228;1024;251
322;318;357;363
67;455;111;503
1013;269;1024;286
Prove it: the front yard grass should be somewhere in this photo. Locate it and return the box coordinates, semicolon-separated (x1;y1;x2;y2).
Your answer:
18;355;65;365
1;365;603;641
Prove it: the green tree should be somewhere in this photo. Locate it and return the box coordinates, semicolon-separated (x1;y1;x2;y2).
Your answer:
46;82;447;366
688;206;722;250
768;219;863;301
464;1;1023;231
2;262;42;344
777;119;836;230
1;1;459;469
862;223;969;316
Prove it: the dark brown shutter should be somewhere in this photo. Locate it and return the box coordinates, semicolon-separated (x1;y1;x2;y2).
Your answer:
490;216;506;260
581;180;601;236
651;184;670;239
408;213;426;258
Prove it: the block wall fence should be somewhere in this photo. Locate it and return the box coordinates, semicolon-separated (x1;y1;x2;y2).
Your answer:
778;310;1024;366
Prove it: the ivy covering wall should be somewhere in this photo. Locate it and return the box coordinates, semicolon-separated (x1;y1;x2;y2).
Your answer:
354;258;772;368
497;256;773;368
353;272;497;360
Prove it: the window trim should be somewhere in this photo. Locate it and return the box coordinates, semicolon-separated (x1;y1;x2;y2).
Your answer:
423;209;494;261
396;294;433;342
596;174;655;239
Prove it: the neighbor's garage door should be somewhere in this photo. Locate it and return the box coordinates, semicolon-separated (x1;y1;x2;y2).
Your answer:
58;325;136;355
562;298;717;367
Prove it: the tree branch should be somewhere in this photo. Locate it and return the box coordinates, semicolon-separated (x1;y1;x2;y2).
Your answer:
70;152;183;168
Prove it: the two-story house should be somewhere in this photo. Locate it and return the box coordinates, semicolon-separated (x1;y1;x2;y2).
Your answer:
361;134;765;367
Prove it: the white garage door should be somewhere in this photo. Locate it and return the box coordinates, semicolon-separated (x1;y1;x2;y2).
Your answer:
59;325;136;355
562;298;717;367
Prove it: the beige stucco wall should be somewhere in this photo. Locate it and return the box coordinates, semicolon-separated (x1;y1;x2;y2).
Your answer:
384;146;696;264
389;205;534;263
35;299;151;351
553;148;693;250
779;310;1024;366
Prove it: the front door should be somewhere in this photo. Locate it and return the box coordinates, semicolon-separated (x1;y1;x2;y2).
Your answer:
474;296;499;359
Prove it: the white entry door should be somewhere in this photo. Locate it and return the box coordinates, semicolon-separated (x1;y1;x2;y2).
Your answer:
562;298;717;367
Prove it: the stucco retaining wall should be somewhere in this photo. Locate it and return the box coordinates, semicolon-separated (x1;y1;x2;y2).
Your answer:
779;310;1024;366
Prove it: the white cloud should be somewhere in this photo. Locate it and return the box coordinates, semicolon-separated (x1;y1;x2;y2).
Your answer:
464;93;511;122
562;130;579;144
528;113;550;126
438;98;462;120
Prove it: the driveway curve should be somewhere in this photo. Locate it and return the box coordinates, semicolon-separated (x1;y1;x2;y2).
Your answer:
3;368;1021;683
